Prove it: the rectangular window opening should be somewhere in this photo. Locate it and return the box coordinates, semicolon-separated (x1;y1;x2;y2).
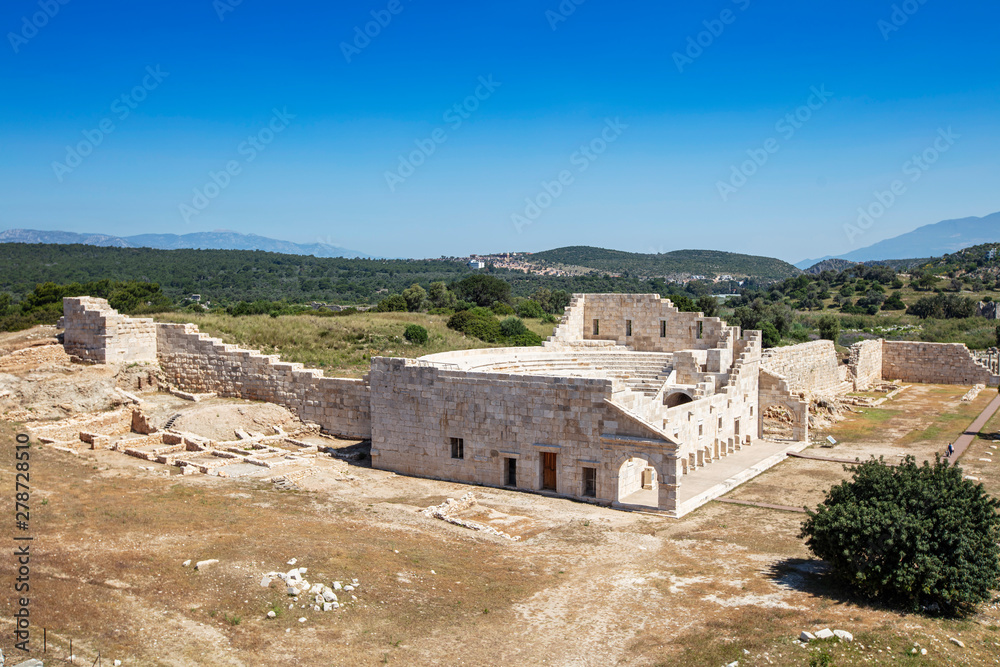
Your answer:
592;319;600;336
625;319;632;337
450;437;464;460
660;320;667;338
582;467;597;497
697;321;704;339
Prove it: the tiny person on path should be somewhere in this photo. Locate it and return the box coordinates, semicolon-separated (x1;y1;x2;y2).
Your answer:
947;442;955;458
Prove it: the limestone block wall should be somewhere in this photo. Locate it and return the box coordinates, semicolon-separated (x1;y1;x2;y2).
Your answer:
551;293;736;353
62;297;157;364
758;370;809;441
760;340;848;396
156;323;371;438
882;341;1000;387
369;357;680;510
848;339;884;391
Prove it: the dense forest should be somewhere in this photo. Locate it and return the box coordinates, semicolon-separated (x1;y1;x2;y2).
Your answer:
529;246;801;280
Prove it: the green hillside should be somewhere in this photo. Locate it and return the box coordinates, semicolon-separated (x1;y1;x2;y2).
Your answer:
529;246;800;280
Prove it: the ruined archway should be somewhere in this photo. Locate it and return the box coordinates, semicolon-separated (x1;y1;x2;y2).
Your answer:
616;456;658;508
663;391;694;408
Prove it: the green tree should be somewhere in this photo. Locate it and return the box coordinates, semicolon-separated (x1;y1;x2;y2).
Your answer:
696;295;719;318
427;281;456;310
451;274;511;307
801;456;1000;615
515;299;545;319
403;324;428;344
995;324;1000;348
817;314;840;342
401;284;427;312
760;321;780;348
375;294;408;312
499;316;528;338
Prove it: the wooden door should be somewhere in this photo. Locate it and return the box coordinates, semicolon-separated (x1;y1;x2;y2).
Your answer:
542;452;557;490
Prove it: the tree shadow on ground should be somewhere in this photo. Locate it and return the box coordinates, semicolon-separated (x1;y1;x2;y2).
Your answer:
766;557;910;616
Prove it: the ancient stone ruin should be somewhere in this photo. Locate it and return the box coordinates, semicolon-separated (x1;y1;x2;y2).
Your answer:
59;294;1000;518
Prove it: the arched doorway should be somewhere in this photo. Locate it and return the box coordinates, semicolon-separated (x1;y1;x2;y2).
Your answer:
617;456;658;508
664;391;694;408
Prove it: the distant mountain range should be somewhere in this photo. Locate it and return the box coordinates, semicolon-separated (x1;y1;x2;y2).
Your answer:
530;246;800;281
0;229;369;259
796;211;1000;269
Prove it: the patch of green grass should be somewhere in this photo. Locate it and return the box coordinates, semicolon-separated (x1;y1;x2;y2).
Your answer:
153;311;556;378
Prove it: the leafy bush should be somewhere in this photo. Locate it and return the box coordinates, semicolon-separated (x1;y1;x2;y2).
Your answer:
491;301;515;316
499;316;528;338
403;324;428;344
801;456;1000;615
515;299;545;319
541;312;558;324
760;321;780;348
817;314;839;342
447;310;501;342
907;293;976;319
882;292;906;310
375;294;408;312
506;331;543;347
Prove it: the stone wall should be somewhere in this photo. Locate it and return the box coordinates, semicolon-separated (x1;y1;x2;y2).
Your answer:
369;357;682;511
848;339;884;391
156;323;371;438
760;340;848;396
882;341;1000;387
62;297;157;364
551;293;736;353
757;370;809;442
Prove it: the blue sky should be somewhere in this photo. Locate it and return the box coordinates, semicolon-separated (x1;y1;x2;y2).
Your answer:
1;0;997;262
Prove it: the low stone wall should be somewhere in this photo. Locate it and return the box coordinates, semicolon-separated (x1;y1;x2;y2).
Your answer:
156;323;371;438
882;341;1000;387
760;340;847;396
848;339;884;391
62;297;157;364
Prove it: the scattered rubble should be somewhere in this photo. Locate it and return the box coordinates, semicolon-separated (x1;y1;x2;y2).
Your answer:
260;563;361;616
421;493;521;541
961;384;986;402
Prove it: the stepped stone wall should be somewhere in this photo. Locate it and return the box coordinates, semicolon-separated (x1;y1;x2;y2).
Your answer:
62;297;157;364
760;340;847;396
156;323;371;438
882;341;999;387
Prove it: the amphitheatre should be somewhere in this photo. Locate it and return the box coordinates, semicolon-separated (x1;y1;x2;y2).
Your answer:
48;293;999;516
3;292;1000;665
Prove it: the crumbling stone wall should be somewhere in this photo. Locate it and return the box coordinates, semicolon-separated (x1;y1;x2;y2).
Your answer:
156;323;371;438
848;339;884;391
760;340;848;396
551;293;734;352
882;341;999;387
757;370;809;442
62;297;157;364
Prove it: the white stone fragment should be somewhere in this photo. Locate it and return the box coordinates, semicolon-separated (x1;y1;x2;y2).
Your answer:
834;630;853;642
333;581;342;590
194;559;219;570
267;611;276;619
182;560;191;567
323;589;338;602
287;586;300;596
298;617;307;623
799;631;816;642
260;576;272;588
814;629;835;639
949;638;965;648
287;558;297;565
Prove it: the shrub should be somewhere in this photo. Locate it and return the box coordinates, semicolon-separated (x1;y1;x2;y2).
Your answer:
882;292;906;311
499;316;528;338
447;310;501;342
451;274;511;307
401;284;427;312
760;321;780;348
506;331;543;347
375;294;408;312
817;314;840;342
801;456;1000;615
515;299;545;319
403;324;428;345
491;301;515;316
541;312;558;324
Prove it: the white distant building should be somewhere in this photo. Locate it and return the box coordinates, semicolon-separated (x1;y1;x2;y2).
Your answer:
468;260;485;270
988;247;997;261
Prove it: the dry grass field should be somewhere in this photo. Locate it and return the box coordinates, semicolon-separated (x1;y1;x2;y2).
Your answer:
153;311;558;378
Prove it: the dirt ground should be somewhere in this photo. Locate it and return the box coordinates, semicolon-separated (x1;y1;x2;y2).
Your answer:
1;329;999;666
